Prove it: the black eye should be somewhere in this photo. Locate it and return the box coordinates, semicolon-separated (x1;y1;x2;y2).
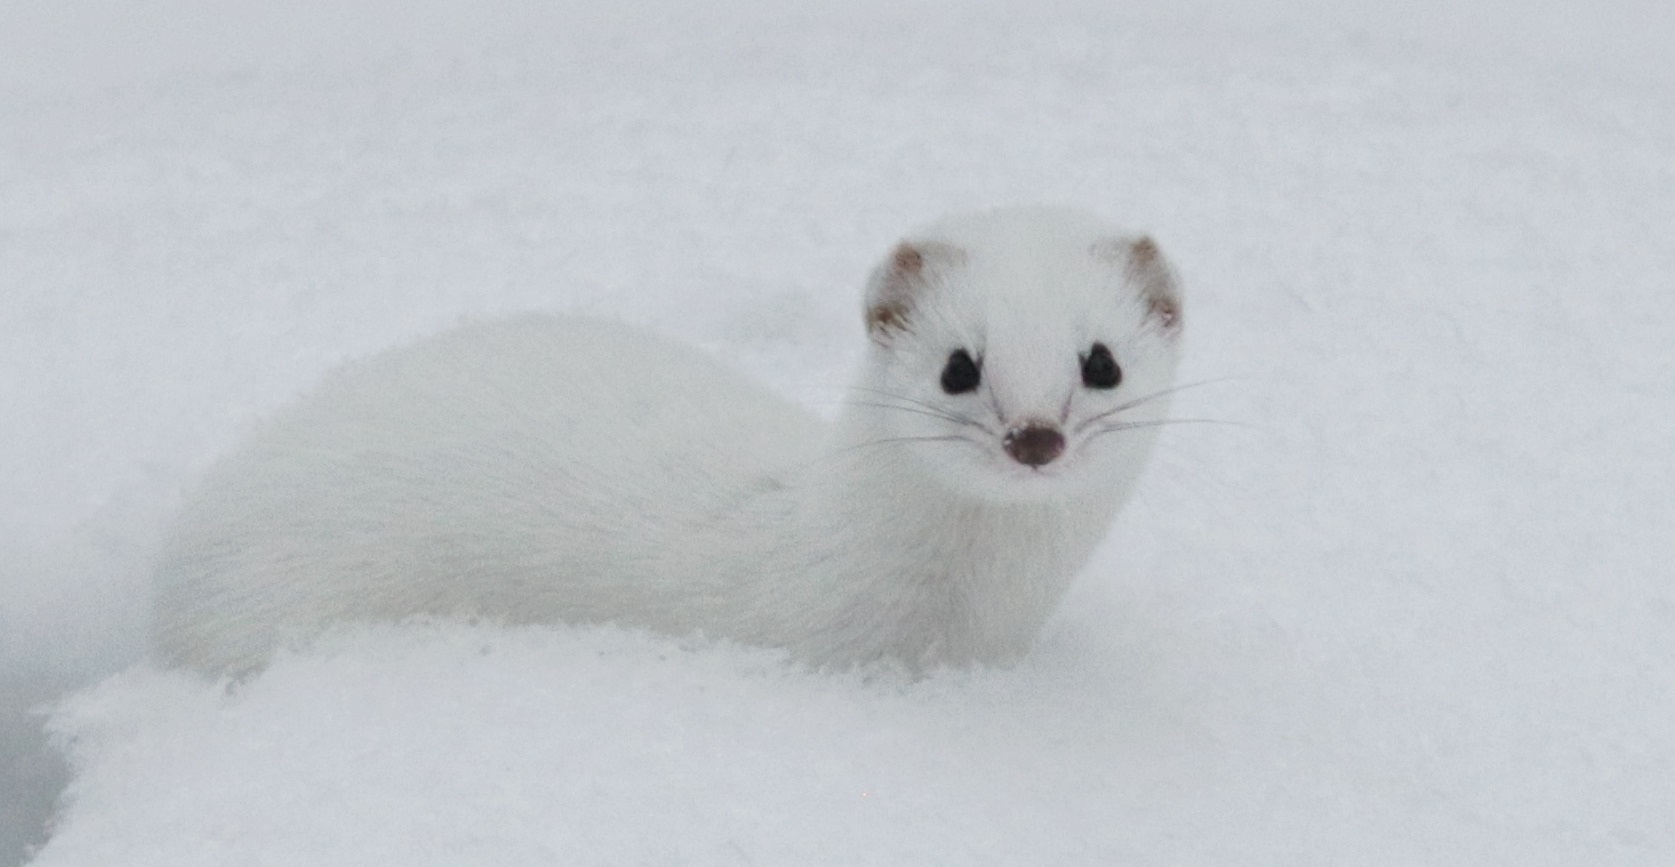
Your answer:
940;349;981;394
1081;343;1122;389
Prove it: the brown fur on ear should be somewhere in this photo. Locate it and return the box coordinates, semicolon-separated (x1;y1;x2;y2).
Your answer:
891;244;925;277
1129;236;1183;334
865;299;911;336
1095;235;1183;336
864;241;964;342
1130;236;1161;270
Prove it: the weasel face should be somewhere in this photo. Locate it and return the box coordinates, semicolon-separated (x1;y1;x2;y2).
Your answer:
859;207;1183;502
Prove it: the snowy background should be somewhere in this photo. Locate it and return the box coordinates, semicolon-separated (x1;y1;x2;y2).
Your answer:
4;0;1674;863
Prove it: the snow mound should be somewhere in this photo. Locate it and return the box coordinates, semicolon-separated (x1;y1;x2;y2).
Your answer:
7;0;1675;864
39;622;1204;867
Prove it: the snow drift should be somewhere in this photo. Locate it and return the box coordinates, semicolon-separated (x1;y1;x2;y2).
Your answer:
4;0;1673;864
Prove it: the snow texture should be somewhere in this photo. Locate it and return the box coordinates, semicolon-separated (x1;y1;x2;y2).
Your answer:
3;0;1673;864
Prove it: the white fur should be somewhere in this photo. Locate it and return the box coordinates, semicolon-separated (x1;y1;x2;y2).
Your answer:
151;207;1183;674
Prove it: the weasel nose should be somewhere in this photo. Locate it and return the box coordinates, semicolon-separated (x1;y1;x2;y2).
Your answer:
1003;424;1065;467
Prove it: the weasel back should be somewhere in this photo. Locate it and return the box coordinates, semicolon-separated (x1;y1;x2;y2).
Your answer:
152;315;820;673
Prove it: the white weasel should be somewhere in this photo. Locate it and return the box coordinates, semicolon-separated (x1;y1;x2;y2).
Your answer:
152;206;1184;674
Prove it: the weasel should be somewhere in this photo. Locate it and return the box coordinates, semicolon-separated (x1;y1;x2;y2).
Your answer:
152;206;1184;675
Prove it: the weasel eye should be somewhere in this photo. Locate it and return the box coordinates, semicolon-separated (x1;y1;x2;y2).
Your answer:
940;349;981;395
1081;343;1121;389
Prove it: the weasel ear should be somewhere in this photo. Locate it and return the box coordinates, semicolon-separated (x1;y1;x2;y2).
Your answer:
864;241;964;342
1097;235;1182;335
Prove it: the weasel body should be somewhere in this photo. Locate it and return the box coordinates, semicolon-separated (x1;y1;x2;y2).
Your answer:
153;207;1184;674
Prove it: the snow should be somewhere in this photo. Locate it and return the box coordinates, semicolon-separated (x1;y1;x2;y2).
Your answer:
4;0;1674;864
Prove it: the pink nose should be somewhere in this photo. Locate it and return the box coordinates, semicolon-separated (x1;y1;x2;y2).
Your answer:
1003;424;1065;467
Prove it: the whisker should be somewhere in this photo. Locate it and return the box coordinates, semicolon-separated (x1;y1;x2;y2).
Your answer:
845;386;968;418
843;386;999;436
1074;378;1240;434
1083;417;1259;441
843;401;976;428
827;434;982;458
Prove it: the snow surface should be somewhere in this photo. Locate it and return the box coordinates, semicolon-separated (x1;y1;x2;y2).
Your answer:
4;0;1674;864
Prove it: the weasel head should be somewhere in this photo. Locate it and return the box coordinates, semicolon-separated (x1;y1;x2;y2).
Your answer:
855;206;1184;503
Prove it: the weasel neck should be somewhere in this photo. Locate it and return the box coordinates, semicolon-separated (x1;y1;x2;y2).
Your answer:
713;409;1119;670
